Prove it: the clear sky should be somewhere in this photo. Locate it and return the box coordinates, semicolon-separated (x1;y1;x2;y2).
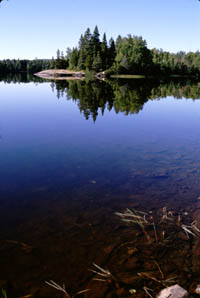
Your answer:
0;0;199;59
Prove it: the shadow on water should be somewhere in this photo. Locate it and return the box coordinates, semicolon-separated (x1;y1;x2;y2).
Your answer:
1;75;200;297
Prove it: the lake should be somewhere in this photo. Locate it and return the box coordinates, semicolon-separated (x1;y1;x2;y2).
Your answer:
1;76;200;297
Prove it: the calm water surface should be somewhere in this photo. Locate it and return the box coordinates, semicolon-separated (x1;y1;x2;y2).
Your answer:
1;77;200;297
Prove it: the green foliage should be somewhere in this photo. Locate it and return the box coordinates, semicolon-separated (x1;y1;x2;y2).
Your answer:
68;26;113;72
63;26;200;77
85;69;96;81
151;48;200;76
1;25;200;77
69;48;79;69
114;35;152;74
0;59;51;74
51;48;69;69
92;51;103;71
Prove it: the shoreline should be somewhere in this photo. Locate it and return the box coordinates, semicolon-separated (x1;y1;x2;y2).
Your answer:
35;69;85;80
35;69;200;81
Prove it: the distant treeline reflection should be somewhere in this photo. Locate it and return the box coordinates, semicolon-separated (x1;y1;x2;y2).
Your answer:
0;73;45;84
51;79;200;121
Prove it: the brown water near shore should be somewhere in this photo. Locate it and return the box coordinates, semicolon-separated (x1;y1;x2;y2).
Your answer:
1;188;200;297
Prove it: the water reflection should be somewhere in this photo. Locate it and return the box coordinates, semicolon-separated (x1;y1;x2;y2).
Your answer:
1;76;200;296
51;79;200;120
0;72;45;84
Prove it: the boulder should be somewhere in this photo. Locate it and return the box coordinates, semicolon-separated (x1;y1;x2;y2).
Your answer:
157;284;189;298
195;284;200;295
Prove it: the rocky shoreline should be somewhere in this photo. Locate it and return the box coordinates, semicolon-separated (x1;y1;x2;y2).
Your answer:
35;69;85;80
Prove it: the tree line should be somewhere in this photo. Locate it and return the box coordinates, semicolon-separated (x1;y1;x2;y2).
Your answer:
0;59;51;75
1;26;200;77
51;26;115;72
51;26;200;77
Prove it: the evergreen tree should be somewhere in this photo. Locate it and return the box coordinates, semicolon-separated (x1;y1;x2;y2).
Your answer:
69;48;79;69
56;49;60;59
85;55;93;70
83;28;92;53
78;34;84;50
78;50;85;70
66;47;72;59
108;37;116;68
92;51;103;71
78;28;92;69
101;33;108;69
116;35;122;49
50;56;56;69
91;25;100;57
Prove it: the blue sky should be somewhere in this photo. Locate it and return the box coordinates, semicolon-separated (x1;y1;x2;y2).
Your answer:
0;0;199;59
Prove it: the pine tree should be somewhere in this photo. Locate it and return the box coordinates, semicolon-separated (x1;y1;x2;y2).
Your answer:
108;38;116;68
101;32;108;69
78;28;92;69
56;49;60;59
116;35;122;49
92;51;103;71
78;34;84;50
50;56;56;69
78;50;85;70
91;25;100;57
66;47;72;59
69;48;79;69
85;55;92;70
83;28;92;52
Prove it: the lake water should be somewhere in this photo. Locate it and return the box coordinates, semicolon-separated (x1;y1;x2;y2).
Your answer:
1;76;200;297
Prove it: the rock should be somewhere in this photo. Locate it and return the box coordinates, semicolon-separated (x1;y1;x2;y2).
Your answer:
195;284;200;295
157;284;189;298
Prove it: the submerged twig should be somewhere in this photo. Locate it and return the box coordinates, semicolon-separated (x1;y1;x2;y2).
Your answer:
160;207;173;223
181;220;200;239
138;272;176;287
89;263;114;283
45;280;70;298
152;221;158;243
73;289;91;297
143;287;153;298
191;221;200;233
154;260;164;279
90;263;112;277
115;209;148;225
45;280;90;298
115;208;152;244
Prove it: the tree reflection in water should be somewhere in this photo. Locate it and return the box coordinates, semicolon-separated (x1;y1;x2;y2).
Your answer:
50;78;200;121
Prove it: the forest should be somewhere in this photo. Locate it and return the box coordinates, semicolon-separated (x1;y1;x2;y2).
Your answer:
0;59;51;74
1;26;200;77
49;26;200;77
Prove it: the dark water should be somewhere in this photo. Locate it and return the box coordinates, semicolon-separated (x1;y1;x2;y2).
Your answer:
1;76;200;297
